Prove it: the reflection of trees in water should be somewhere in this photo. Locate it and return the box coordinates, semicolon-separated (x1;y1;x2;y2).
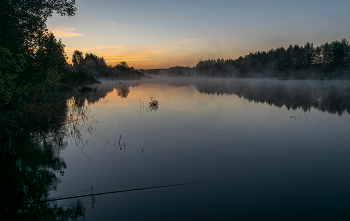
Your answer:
70;79;350;115
194;80;350;115
117;85;130;98
0;135;85;220
73;90;108;107
131;78;350;115
0;101;88;220
71;81;140;106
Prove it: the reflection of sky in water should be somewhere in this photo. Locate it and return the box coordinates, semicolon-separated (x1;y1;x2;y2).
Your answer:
53;79;350;221
92;82;287;134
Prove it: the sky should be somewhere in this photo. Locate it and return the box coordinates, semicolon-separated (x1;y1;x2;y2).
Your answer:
47;0;350;69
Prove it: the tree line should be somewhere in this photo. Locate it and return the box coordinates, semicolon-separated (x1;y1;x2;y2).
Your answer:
0;0;100;109
197;39;350;78
71;50;144;79
0;1;145;145
0;1;142;110
147;39;350;79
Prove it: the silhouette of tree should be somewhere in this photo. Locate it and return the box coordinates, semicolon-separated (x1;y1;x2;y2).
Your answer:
0;0;76;53
117;61;129;69
72;50;84;67
0;0;77;108
81;53;107;70
193;38;350;78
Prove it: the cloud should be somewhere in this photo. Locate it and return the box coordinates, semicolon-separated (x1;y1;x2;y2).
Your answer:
50;26;84;38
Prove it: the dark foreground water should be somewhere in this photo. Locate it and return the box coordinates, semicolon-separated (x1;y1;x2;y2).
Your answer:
3;78;350;220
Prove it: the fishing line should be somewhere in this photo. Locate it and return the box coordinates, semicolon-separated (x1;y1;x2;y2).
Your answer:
2;182;206;208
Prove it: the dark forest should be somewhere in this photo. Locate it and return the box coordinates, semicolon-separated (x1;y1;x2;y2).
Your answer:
146;39;350;79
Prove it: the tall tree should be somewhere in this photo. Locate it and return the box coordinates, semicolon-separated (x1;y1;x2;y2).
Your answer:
0;0;76;53
0;0;77;106
72;50;84;67
303;42;314;65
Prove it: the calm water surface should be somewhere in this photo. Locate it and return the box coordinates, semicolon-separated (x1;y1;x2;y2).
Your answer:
9;78;350;220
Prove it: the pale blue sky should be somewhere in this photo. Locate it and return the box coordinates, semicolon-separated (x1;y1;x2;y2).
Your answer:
47;0;350;69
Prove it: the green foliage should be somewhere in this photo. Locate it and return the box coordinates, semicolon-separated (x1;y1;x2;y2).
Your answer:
0;0;99;146
0;47;26;107
0;0;76;53
0;30;73;110
0;0;97;110
23;32;67;91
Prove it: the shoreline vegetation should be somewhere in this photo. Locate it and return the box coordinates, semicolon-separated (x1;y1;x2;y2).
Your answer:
0;1;144;146
144;39;350;79
0;1;349;219
1;0;349;147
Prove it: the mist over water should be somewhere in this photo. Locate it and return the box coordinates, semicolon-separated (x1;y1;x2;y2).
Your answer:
6;77;350;220
5;0;350;219
80;77;350;115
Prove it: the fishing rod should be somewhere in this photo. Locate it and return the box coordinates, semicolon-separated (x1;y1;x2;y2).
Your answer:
1;182;206;209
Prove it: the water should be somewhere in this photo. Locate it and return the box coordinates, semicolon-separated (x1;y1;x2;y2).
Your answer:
4;78;350;220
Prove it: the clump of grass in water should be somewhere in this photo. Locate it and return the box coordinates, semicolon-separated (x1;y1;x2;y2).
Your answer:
149;99;159;112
